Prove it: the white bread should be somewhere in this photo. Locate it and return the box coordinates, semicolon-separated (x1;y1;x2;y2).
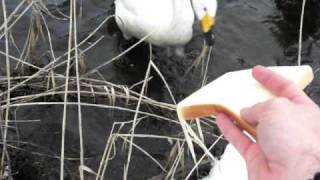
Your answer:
177;66;314;137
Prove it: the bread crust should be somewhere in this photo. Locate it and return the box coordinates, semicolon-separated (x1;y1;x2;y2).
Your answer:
179;104;256;138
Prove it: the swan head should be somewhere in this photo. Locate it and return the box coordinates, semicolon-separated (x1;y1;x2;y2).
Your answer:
191;0;217;45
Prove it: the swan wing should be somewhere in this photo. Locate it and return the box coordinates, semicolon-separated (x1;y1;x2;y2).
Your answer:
115;0;194;46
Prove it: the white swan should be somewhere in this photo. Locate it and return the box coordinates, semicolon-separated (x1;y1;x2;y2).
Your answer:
202;144;248;180
114;0;217;47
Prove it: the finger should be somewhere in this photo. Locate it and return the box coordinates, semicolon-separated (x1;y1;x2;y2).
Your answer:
241;107;259;126
216;113;255;158
252;65;314;106
216;114;270;176
240;100;273;125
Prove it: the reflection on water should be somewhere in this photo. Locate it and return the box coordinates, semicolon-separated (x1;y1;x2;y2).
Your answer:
275;0;320;41
1;0;320;179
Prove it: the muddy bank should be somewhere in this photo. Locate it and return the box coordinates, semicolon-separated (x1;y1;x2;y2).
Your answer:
0;0;319;179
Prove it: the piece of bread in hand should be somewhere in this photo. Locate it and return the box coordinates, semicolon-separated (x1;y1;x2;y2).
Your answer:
177;66;314;137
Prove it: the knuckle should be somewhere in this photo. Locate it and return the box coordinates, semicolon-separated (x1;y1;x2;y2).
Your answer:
278;82;297;94
253;98;287;117
269;97;289;107
275;97;289;103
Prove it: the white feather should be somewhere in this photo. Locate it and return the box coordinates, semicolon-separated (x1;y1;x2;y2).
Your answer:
202;144;249;180
192;0;218;20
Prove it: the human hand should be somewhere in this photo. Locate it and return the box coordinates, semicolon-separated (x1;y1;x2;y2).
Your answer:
216;65;320;180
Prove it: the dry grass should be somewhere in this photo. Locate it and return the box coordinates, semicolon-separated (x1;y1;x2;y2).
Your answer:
0;0;309;179
298;0;306;66
0;1;221;179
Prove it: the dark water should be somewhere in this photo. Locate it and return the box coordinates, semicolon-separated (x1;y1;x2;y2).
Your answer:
0;0;320;179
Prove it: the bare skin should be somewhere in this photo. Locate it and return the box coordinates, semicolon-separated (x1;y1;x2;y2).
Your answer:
216;65;320;180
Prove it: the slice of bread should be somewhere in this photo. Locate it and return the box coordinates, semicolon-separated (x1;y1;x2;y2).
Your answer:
177;66;314;137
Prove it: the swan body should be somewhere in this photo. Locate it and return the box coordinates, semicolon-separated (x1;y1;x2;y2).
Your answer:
202;144;248;180
114;0;217;46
